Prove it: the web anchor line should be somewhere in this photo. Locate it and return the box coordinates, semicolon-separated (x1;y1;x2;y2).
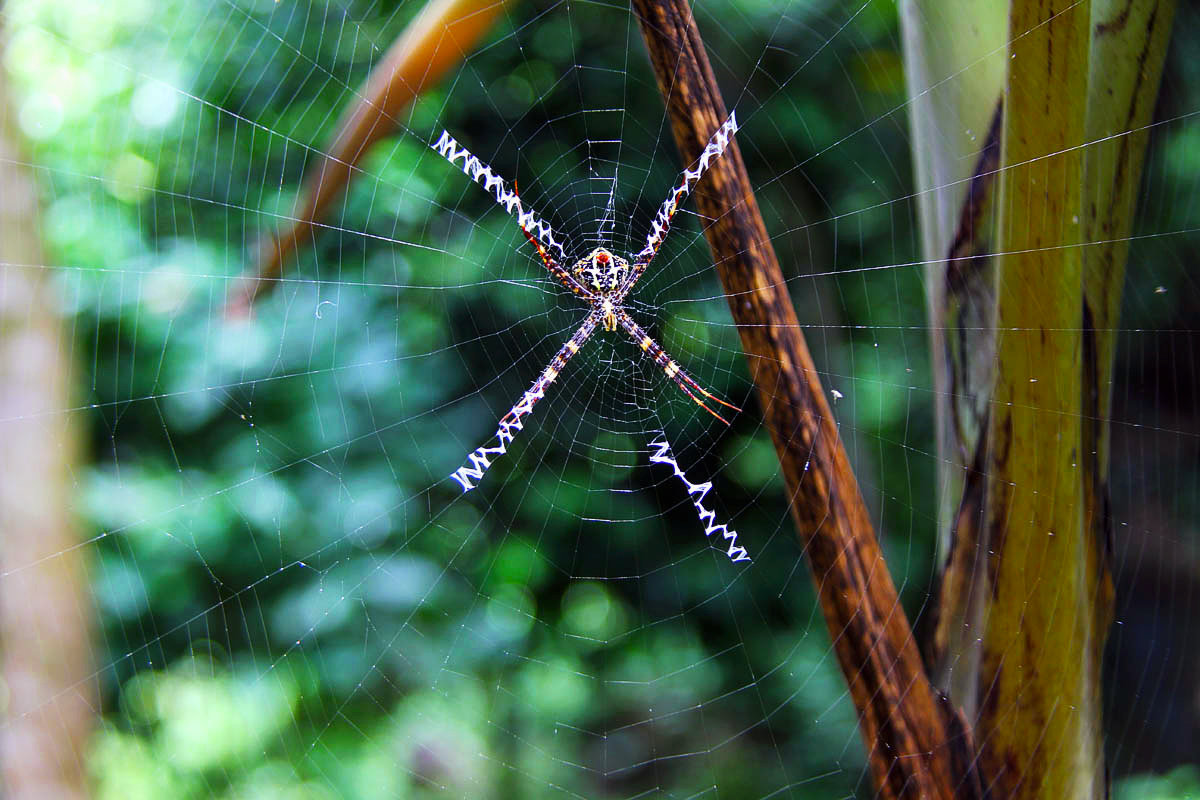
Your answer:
431;130;568;263
648;434;750;563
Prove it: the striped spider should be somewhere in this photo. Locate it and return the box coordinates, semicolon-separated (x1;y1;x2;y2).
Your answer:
431;115;742;503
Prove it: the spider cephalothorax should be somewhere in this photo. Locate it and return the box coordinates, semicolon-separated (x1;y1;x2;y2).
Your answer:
572;247;630;295
572;247;631;330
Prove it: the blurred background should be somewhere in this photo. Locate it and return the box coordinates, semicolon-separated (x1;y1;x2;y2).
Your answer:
1;0;1197;797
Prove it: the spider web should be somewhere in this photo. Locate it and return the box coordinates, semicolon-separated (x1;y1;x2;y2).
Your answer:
1;0;1198;797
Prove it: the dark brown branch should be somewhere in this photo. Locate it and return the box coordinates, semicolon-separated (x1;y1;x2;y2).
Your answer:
632;2;979;796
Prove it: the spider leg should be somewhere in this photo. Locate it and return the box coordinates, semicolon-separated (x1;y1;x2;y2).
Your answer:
431;130;594;301
513;181;595;302
451;313;601;492
619;111;739;301
617;311;739;426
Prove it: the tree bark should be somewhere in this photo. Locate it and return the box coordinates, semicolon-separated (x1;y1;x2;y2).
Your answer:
0;53;94;800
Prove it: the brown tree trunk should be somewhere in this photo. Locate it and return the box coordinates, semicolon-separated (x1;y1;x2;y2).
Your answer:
0;49;94;800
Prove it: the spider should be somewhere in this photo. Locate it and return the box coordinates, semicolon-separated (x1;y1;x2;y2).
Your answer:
431;113;741;496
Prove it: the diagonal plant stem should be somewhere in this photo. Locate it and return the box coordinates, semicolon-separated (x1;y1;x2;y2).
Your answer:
227;0;508;315
632;1;980;796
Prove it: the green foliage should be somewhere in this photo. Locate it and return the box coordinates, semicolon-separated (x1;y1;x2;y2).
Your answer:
1115;766;1200;800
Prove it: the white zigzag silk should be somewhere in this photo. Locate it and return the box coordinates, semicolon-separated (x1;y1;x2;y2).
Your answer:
453;427;749;563
449;385;542;492
635;111;739;265
431;130;567;263
648;435;750;563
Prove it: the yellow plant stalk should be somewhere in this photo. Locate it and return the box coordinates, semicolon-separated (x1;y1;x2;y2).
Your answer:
978;1;1097;796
